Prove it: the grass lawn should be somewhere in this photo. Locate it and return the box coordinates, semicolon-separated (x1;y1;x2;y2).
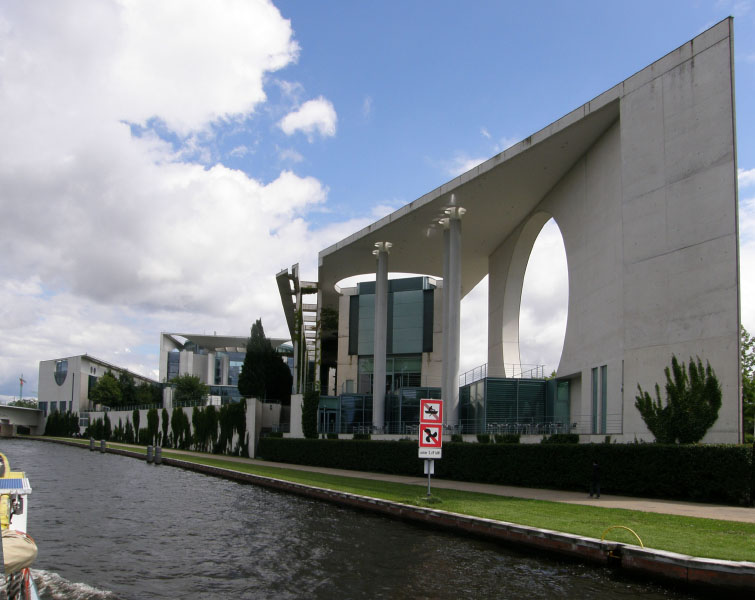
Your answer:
46;437;755;562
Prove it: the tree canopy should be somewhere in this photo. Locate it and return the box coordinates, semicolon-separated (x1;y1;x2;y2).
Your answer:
635;355;721;444
238;319;292;403
742;326;754;442
8;399;37;408
89;371;122;408
172;373;208;405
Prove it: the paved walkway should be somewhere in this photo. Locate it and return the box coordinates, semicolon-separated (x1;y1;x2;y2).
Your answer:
161;447;755;524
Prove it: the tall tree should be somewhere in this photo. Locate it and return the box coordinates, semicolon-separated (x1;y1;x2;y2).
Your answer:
238;319;270;399
172;373;208;405
742;326;755;442
118;371;136;407
635;355;722;444
89;371;122;408
238;319;292;403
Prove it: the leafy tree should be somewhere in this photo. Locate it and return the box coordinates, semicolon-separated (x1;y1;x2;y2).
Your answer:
161;408;170;447
118;371;136;407
635;355;722;444
302;388;319;439
172;373;208;405
9;399;37;408
124;419;134;444
89;371;122;408
742;326;755;442
133;408;140;437
238;319;292;403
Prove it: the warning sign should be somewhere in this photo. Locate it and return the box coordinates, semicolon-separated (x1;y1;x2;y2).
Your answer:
420;424;442;447
420;399;443;424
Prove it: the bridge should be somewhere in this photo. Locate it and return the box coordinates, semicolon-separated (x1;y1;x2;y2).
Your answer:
0;405;43;436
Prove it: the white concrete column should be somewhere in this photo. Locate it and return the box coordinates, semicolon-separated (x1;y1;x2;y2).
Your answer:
442;205;465;428
372;241;391;432
441;223;451;417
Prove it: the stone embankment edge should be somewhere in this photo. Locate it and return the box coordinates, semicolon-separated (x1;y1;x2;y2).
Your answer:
37;438;755;595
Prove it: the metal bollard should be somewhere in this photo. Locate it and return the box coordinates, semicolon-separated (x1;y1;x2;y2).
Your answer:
89;437;95;451
146;445;154;464
100;439;106;453
154;446;162;465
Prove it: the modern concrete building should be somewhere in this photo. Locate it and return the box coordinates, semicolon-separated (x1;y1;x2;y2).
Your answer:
37;354;158;417
279;19;741;442
159;332;291;404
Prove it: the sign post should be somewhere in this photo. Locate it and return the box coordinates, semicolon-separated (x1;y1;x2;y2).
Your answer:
418;399;443;497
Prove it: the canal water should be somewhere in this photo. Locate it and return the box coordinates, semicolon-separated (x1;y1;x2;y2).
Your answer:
2;439;701;599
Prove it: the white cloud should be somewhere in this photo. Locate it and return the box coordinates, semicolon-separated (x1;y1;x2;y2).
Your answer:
229;145;250;158
739;167;755;188
739;193;755;334
445;154;487;177
0;0;350;395
459;220;569;378
278;147;304;163
279;97;337;140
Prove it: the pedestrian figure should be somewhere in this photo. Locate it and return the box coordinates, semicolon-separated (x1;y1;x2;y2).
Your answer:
590;460;600;498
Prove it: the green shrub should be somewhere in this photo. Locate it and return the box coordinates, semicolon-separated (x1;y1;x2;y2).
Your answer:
476;434;491;444
256;438;753;505
451;434;463;443
327;433;338;439
353;432;371;440
541;433;579;444
266;431;284;438
635;355;722;444
495;433;520;444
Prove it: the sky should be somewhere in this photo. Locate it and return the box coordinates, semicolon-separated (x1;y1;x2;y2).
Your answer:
1;0;754;401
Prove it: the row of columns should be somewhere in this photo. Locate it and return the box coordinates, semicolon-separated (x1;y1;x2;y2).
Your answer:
371;203;465;431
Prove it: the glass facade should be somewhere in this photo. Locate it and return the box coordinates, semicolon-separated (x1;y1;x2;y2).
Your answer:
167;350;180;381
54;360;68;386
592;367;599;434
350;277;434;357
459;377;571;435
600;365;607;434
391;290;424;353
357;355;422;395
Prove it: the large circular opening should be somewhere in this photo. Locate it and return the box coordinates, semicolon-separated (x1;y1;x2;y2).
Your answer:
518;218;568;376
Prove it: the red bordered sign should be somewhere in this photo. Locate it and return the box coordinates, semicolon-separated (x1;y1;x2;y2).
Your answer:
419;399;443;458
420;399;443;424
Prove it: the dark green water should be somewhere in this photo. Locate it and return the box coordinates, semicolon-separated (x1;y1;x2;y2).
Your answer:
2;439;701;599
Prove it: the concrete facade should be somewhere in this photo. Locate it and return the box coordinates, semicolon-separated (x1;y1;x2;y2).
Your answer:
37;354;157;416
310;19;740;442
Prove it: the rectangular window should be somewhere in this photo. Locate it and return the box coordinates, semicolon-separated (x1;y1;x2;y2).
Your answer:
591;368;598;434
357;294;375;356
391;290;424;354
600;365;607;434
50;401;58;413
38;401;48;416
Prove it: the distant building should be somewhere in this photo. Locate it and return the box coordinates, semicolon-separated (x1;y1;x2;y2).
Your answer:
37;354;157;417
159;332;291;404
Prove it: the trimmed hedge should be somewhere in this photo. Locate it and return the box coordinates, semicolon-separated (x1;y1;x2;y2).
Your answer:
257;438;755;506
